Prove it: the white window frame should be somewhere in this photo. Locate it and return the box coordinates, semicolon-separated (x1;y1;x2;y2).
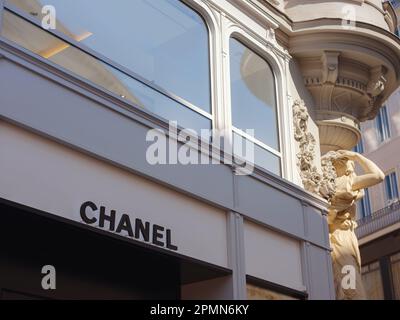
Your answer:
384;170;399;205
181;0;221;133
221;23;289;177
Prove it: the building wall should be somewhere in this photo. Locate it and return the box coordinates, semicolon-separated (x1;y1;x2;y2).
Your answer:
358;88;400;215
358;86;400;300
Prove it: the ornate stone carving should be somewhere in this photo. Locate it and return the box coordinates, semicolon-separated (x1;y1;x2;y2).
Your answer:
293;100;348;203
266;27;277;45
295;50;393;152
293;99;322;194
320;154;337;202
293;101;385;300
367;66;386;98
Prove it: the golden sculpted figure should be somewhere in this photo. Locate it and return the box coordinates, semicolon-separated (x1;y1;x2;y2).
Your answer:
322;150;384;300
292;100;385;299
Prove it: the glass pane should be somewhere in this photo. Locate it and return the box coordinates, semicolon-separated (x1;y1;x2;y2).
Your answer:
233;133;281;176
364;188;372;216
230;38;279;150
359;188;372;218
376;111;384;142
385;175;393;201
382;106;391;139
390;172;399;199
6;0;211;112
357;202;364;219
1;11;210;133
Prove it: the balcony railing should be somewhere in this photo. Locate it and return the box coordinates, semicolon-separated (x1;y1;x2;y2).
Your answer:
356;200;400;239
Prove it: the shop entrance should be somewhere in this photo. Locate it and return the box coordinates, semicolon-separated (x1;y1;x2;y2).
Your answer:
0;201;229;300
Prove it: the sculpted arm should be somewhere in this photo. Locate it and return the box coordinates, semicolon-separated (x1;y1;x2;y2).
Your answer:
337;150;384;190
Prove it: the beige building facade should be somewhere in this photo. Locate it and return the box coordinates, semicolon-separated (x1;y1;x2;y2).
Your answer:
356;86;400;300
354;0;400;301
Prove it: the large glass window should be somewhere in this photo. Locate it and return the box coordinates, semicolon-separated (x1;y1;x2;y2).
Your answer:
376;106;391;143
3;0;211;132
229;38;280;175
384;171;399;205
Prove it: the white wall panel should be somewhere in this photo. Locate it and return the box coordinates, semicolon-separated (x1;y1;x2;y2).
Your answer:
0;121;228;268
244;220;305;291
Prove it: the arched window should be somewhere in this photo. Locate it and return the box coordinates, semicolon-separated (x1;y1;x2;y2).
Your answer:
229;38;281;175
3;0;211;132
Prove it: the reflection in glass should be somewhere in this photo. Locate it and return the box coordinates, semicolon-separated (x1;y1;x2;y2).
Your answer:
6;0;211;113
230;38;279;150
233;133;281;175
1;11;210;133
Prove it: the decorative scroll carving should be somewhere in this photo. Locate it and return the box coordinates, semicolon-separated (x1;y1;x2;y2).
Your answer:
320;153;337;202
293;99;339;202
293;99;322;194
266;28;277;44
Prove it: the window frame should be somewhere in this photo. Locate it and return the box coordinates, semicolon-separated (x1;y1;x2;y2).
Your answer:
2;0;216;130
359;187;371;218
376;105;391;143
384;170;399;204
224;29;284;176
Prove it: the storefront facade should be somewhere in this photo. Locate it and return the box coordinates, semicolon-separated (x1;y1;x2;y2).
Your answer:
0;0;399;300
0;111;331;299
